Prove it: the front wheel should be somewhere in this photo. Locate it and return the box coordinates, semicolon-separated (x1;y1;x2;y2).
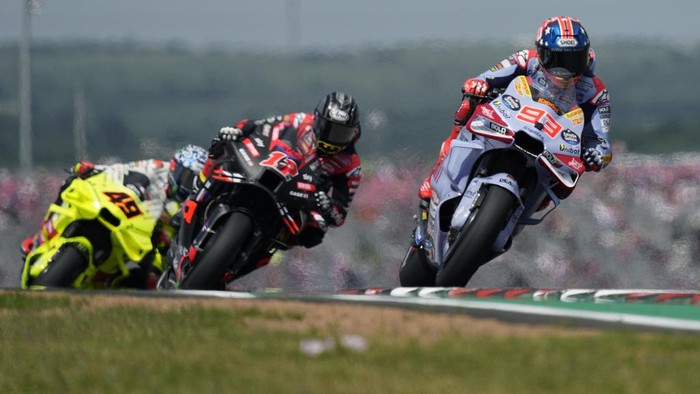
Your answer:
436;185;517;287
32;244;89;288
180;212;254;290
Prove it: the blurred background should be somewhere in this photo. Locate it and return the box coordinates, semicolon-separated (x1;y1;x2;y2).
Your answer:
2;1;700;290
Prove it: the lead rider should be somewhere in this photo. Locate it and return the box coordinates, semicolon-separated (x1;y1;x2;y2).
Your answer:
419;16;612;202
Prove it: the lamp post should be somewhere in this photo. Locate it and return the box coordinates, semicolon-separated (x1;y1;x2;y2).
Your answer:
18;0;43;171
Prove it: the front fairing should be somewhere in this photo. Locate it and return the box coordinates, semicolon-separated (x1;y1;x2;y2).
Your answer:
423;75;586;266
22;171;160;289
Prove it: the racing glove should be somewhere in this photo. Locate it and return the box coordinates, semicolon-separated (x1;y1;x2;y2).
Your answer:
218;126;245;142
462;78;489;97
314;191;333;218
454;78;490;128
582;147;605;172
72;161;98;178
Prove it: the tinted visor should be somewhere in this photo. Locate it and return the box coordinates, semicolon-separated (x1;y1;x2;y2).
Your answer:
315;117;357;153
168;161;195;202
540;48;589;77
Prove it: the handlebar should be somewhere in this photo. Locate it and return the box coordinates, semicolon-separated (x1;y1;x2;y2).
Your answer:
464;87;505;102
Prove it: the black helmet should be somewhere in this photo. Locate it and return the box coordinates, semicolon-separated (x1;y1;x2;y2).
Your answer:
313;92;360;156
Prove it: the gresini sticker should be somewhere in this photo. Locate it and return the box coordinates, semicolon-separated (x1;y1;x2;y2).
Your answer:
560;129;580;145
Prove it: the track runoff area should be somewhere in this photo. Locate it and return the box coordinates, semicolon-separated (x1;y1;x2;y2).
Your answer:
161;287;700;333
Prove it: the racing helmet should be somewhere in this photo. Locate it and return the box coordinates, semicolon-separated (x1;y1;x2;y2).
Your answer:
167;144;208;202
536;16;590;85
313;92;360;156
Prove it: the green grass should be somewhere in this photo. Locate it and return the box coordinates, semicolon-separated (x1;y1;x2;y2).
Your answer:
1;292;699;394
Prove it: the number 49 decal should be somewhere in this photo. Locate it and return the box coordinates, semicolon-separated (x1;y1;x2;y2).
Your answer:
104;192;143;218
516;106;562;138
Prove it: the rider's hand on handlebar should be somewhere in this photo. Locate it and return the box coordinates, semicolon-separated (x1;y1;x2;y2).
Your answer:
218;126;245;142
582;147;604;172
314;191;332;217
72;161;97;178
462;78;489;98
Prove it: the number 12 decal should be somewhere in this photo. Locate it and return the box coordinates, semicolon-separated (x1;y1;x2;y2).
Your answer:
516;106;562;138
260;151;299;179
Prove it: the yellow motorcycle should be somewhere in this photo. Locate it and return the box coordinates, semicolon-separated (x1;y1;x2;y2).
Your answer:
21;168;166;289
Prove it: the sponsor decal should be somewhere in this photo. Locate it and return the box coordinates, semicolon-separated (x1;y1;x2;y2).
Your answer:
347;167;361;178
565;108;584;125
541;150;561;167
557;37;579;47
559;144;580;155
514;76;531;97
480;107;496;119
494;105;512;119
489;122;508;135
568;158;584;171
560;129;580;145
515;50;528;68
502;94;521;110
238;148;254;167
262;124;272;137
599;106;611;114
289;190;309;199
243;138;260;158
499;177;516;188
296;182;316;192
253;137;265;147
329;108;350;122
537;98;560;113
593;89;610;105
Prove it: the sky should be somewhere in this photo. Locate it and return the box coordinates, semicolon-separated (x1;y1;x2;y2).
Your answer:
1;0;699;49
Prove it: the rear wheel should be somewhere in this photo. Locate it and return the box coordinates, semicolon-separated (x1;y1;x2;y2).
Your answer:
33;244;89;288
436;185;517;287
181;212;254;290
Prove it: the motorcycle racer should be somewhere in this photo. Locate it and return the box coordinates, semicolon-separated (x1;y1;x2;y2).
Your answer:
20;144;208;261
173;91;362;281
419;16;612;201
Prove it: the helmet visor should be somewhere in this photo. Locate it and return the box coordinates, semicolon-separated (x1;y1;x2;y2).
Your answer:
168;162;195;202
315;117;357;153
540;49;589;77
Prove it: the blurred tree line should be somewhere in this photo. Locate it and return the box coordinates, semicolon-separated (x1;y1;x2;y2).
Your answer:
1;39;699;167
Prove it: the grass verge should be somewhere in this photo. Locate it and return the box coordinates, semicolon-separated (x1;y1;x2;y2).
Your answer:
0;291;698;393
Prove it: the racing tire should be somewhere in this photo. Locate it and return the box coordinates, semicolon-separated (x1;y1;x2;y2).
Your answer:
180;212;254;290
33;244;89;288
436;185;517;287
399;245;436;287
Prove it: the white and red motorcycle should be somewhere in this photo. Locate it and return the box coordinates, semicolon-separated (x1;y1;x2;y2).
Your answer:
400;71;587;287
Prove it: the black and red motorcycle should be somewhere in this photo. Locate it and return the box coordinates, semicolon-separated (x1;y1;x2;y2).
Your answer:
157;129;325;290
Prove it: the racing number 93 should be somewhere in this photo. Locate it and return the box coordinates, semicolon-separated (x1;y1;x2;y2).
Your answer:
103;192;143;218
516;105;563;138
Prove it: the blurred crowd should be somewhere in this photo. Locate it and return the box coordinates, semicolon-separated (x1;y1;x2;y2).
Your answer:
4;151;700;291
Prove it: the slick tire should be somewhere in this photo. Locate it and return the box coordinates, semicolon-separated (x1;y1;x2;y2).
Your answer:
180;212;253;290
437;185;517;287
399;245;436;287
33;244;89;288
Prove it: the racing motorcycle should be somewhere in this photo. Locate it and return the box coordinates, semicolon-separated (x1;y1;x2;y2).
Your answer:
400;72;587;287
157;129;324;290
21;166;166;289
